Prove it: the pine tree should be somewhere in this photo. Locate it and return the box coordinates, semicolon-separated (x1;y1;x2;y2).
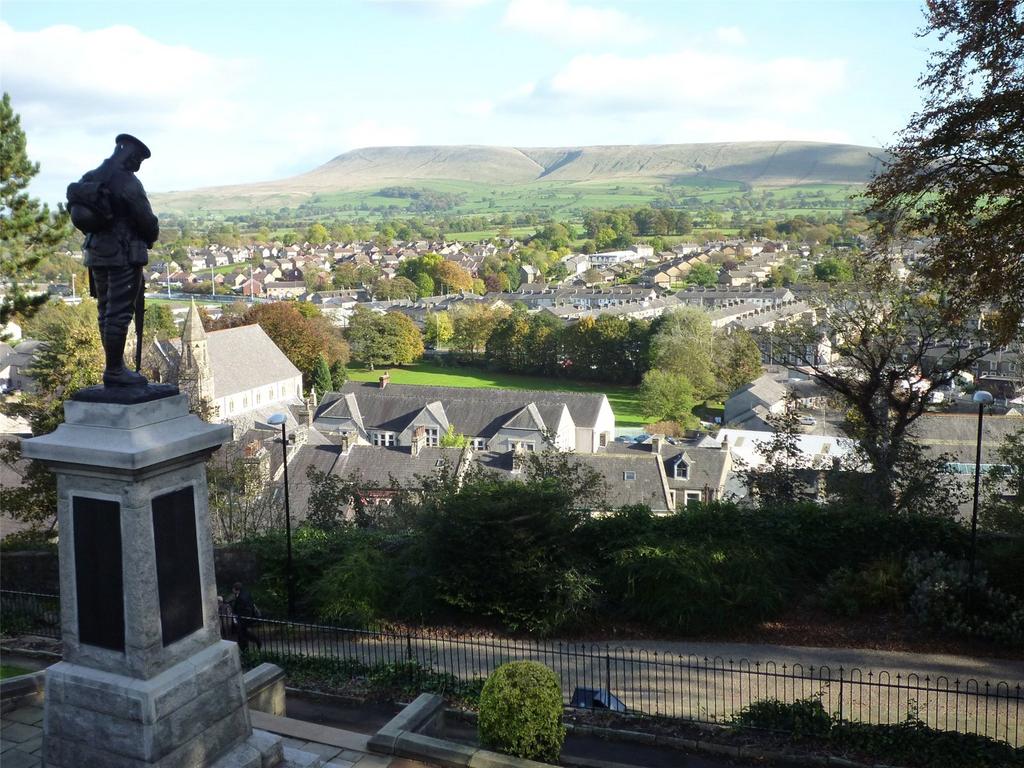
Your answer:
311;353;333;399
0;93;71;327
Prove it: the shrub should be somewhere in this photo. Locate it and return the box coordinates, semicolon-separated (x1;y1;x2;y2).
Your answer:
478;661;565;762
904;552;1024;645
732;695;833;739
818;556;905;617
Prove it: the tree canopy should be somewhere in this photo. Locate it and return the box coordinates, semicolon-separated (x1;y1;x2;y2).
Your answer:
0;93;71;327
866;0;1024;340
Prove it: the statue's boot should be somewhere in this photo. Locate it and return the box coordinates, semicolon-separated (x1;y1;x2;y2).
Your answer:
102;331;147;387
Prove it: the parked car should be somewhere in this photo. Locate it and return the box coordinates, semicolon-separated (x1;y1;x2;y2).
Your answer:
798;416;817;426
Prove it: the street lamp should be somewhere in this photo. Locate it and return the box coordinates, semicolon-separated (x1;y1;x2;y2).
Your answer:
968;389;993;615
267;412;294;619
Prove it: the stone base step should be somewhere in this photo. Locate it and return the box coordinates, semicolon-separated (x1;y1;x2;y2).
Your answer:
282;745;325;767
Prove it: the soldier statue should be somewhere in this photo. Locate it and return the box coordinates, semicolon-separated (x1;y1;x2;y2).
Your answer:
67;134;159;387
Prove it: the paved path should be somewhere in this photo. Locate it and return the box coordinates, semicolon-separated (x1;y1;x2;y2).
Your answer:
252;622;1023;747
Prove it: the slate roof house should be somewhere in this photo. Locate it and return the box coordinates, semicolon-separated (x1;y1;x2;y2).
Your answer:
607;435;733;507
147;302;303;424
314;379;616;453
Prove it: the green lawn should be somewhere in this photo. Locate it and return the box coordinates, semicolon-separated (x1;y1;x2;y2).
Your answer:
347;361;646;427
0;664;33;679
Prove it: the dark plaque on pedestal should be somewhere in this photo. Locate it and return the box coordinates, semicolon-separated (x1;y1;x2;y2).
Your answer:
151;487;203;646
73;497;125;651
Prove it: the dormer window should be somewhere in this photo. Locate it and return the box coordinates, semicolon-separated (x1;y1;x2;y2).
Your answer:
623;471;637;481
674;459;689;481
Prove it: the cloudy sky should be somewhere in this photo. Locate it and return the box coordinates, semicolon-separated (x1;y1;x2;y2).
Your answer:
3;0;934;203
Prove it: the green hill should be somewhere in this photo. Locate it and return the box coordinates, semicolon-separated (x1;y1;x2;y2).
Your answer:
153;141;885;214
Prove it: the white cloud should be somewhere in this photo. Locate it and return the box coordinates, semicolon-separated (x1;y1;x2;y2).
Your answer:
502;48;846;116
715;26;747;45
502;0;652;45
343;119;418;149
362;0;492;15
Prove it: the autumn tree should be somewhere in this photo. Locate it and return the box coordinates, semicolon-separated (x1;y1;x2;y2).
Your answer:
424;311;454;348
347;306;423;368
866;0;1024;340
435;260;473;293
224;302;349;387
0;93;72;327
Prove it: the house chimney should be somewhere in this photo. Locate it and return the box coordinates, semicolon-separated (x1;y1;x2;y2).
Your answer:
411;426;427;456
379;373;390;389
650;434;664;455
511;444;526;474
340;433;351;454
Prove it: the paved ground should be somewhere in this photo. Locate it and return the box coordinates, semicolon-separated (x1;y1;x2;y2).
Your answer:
0;701;431;768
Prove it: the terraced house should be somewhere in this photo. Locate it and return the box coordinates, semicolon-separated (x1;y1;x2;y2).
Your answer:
313;379;616;453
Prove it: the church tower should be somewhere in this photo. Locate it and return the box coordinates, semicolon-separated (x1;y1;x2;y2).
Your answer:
179;299;216;418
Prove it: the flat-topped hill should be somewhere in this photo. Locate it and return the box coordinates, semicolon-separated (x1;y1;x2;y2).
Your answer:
153;141;885;212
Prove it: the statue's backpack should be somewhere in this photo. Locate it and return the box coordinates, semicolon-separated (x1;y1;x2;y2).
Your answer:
66;180;113;234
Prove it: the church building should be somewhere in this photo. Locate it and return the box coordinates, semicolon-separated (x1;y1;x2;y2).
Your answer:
148;301;304;424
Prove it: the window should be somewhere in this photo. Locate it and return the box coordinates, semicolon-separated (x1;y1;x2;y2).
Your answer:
599;433;608;448
256;392;261;404
623;471;637;481
509;440;535;452
472;438;487;451
674;460;689;480
425;427;439;447
242;396;249;408
372;432;395;447
684;490;703;506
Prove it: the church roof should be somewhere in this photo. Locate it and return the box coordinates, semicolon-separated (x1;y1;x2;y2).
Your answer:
204;325;301;400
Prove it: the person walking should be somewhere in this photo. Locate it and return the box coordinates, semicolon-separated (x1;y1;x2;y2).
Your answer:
229;582;262;653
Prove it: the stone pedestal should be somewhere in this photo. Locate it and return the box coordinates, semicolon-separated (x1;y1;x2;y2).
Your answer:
23;392;282;768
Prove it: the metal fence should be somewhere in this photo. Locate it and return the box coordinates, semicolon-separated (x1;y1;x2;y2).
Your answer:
3;589;1020;747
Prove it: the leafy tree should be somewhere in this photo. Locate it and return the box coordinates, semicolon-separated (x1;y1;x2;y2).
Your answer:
982;427;1024;535
383;311;424;365
347;306;389;369
685;262;719;287
866;0;1024;340
347;307;423;368
311;353;333;399
206;449;281;543
813;256;854;283
329;360;347;389
737;400;811;506
0;93;71;327
436;260;473;293
371;276;418;301
439;424;468;448
424;311;454;348
581;267;604;285
452;303;508;354
769;266;988;512
713;328;764;396
142;303;178;341
306;222;328;245
218;302;349;386
649;307;716;398
413;271;435;298
0;300;103;531
639;369;698;427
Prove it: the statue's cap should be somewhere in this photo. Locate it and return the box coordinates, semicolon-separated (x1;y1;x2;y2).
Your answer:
114;134;151;159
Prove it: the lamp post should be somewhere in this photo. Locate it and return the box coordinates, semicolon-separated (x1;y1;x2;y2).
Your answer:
968;389;993;615
267;413;294;619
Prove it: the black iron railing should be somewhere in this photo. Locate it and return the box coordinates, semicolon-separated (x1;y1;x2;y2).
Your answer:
3;589;1020;747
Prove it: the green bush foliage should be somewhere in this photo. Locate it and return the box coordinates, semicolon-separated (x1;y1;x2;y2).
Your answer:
904;552;1024;645
478;661;566;762
235;481;1018;645
818;556;906;617
734;696;1024;768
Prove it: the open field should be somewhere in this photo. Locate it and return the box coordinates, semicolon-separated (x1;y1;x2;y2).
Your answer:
347;361;647;427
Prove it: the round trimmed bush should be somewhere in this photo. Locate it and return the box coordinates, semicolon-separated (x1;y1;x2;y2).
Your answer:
478;661;565;762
